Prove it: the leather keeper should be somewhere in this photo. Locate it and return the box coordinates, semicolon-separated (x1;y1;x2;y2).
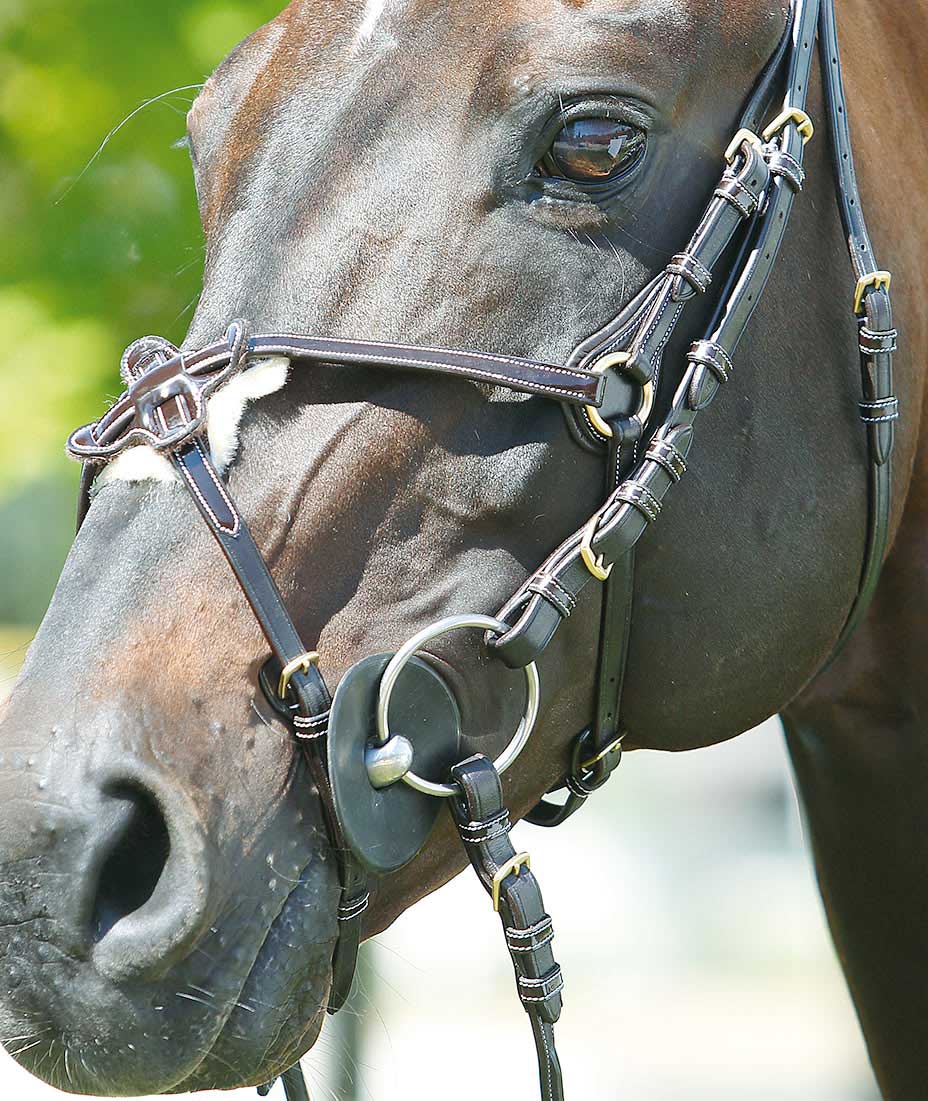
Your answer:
667;251;712;298
687;339;733;383
766;149;805;192
527;575;576;620
714;173;759;218
859;326;898;355
615;480;662;524
518;965;564;1015
859;397;899;423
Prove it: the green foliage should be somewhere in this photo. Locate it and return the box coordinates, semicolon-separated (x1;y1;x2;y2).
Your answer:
0;0;284;623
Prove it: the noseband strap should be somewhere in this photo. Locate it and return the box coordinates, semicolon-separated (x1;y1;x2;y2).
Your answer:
67;0;896;1096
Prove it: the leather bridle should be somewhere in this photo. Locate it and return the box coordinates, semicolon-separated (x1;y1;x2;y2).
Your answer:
67;1;896;1097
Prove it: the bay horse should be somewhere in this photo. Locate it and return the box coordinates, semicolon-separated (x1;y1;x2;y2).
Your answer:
1;0;926;1098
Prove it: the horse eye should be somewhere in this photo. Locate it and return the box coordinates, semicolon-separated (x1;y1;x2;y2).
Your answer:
539;118;646;182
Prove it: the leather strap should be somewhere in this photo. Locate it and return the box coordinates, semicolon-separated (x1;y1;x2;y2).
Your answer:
67;331;605;464
450;755;564;1101
818;0;896;657
526;439;631;827
490;0;822;671
169;440;367;1012
258;1064;310;1100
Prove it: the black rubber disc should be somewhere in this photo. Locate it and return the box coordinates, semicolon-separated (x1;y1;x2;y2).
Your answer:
328;653;462;875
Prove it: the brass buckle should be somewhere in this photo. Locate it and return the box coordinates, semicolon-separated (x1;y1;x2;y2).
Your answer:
492;852;531;912
580;515;612;582
762;107;814;145
853;270;892;314
584;351;655;441
277;651;320;699
580;732;626;772
724;128;764;165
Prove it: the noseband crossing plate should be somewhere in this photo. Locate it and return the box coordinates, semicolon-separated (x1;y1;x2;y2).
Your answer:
67;1;896;1098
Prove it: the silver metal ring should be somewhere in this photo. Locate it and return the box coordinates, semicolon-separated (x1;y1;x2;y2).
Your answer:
375;613;540;798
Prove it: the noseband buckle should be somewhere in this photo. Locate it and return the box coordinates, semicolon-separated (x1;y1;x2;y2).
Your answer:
278;651;321;700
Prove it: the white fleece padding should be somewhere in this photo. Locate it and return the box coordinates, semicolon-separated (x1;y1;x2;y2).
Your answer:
95;356;290;490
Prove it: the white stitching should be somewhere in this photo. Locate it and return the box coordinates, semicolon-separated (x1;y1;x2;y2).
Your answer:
178;442;240;536
507;933;555;953
460;820;511;844
506;919;553;940
458;811;509;833
338;893;370;920
261;342;597;402
266;337;594;384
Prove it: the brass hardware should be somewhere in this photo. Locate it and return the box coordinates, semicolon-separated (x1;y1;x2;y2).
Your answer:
278;651;320;699
580;732;626;772
580;515;612;582
724;128;764;165
584;351;655;441
492;852;531;912
762;107;814;145
853;270;892;314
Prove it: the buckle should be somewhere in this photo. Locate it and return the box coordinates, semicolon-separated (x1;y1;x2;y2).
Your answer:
762;107;814;145
492;852;531;912
724;128;764;165
580;515;612;582
853;270;892;314
277;651;320;700
580;731;626;772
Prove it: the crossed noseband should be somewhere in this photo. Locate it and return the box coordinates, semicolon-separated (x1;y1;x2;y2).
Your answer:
68;1;897;1098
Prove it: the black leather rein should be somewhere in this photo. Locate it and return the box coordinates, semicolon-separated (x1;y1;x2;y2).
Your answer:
67;1;896;1097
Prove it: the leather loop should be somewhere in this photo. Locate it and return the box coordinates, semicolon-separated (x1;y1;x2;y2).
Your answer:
646;436;688;483
713;172;760;218
765;148;806;191
615;481;662;524
667;251;712;296
859;326;898;355
859;397;899;424
687;339;733;383
526;575;577;619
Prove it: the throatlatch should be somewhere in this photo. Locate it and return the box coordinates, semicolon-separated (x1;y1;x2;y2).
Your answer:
67;0;896;1097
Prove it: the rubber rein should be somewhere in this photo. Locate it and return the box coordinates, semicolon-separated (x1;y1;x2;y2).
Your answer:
67;0;896;1097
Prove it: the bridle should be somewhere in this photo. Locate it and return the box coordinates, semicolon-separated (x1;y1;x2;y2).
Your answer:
67;0;896;1097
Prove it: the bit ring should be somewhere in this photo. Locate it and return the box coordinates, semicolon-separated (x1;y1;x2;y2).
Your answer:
376;614;540;798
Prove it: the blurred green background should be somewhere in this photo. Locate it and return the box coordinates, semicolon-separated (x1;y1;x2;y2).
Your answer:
0;0;284;627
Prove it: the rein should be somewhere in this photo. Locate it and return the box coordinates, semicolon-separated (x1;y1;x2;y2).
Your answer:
67;1;896;1097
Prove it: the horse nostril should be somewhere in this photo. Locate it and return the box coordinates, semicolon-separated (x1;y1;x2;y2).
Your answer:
91;784;171;943
87;778;210;983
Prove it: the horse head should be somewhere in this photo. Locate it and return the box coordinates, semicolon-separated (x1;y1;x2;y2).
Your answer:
3;0;886;1093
